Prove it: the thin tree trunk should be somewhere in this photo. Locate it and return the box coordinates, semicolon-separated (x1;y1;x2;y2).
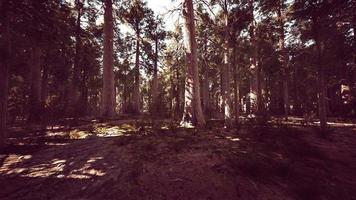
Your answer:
101;0;115;119
41;64;48;108
181;0;205;127
278;0;289;117
248;0;259;115
202;35;210;115
67;1;83;117
28;45;42;123
222;9;233;127
133;25;141;114
151;37;159;116
0;0;11;148
313;15;327;130
233;47;240;124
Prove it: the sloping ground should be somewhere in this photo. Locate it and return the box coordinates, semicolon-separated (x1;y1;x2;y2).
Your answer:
1;120;356;200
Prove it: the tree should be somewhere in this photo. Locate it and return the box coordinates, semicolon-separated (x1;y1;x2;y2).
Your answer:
66;0;84;117
147;16;166;117
0;0;11;148
181;0;206;127
101;0;116;119
120;0;153;114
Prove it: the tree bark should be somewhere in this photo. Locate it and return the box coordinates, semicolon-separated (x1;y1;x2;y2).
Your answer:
202;35;210;116
222;9;233;127
67;0;83;117
151;37;159;116
232;46;240;124
28;45;42;123
313;15;327;130
181;0;205;127
0;0;11;148
101;0;115;119
41;64;48;108
352;2;356;118
248;0;259;114
277;0;289;117
132;24;141;114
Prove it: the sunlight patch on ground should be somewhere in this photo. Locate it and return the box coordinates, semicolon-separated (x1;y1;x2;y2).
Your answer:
225;136;240;142
46;131;68;137
1;156;107;179
0;154;32;174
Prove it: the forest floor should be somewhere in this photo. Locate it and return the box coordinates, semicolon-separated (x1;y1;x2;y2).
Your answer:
1;118;356;200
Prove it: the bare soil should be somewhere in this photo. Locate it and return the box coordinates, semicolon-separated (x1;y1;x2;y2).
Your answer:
1;119;356;200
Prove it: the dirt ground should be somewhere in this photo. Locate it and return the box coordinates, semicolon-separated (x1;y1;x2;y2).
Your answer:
1;119;356;200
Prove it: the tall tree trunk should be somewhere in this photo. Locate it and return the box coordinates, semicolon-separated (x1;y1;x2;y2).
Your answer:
181;0;205;127
352;2;356;118
233;46;240;124
133;25;141;114
202;35;210;116
248;0;259;115
313;15;327;130
41;64;48;108
81;64;89;116
101;0;115;119
222;9;233;127
0;0;11;148
28;45;42;123
151;37;159;116
67;1;83;117
175;64;181;119
278;0;289;117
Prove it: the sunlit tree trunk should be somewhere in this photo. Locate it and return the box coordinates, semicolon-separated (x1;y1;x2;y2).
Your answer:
312;15;327;130
101;0;115;119
181;0;205;127
28;45;42;123
151;37;159;116
132;24;141;114
0;0;11;148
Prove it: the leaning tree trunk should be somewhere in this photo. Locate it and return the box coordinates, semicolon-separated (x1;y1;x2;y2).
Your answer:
0;0;11;148
313;15;327;131
101;0;115;119
151;37;159;117
132;25;141;115
28;45;42;123
181;0;206;127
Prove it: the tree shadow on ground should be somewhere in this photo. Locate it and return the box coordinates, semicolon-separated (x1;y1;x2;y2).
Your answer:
1;120;356;200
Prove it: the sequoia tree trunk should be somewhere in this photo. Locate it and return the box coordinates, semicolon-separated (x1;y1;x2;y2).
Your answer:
133;25;141;114
278;0;289;117
28;45;42;123
181;0;206;127
151;37;159;116
0;0;11;148
101;0;115;119
313;15;327;130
